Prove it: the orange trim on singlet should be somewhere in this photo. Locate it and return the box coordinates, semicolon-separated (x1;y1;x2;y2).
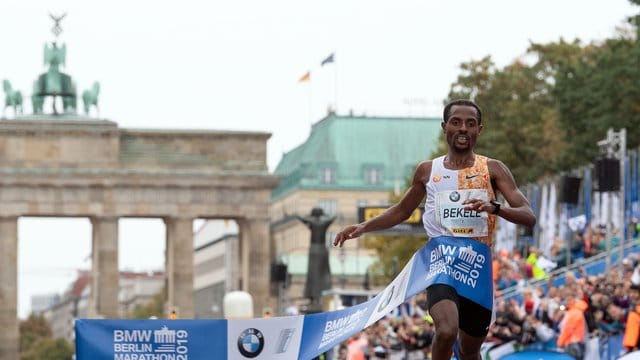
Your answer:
457;155;496;246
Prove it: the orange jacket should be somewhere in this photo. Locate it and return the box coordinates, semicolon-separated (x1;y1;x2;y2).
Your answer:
624;305;640;349
557;300;587;347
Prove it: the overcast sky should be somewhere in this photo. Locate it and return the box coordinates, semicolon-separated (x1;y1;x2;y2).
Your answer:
2;0;636;318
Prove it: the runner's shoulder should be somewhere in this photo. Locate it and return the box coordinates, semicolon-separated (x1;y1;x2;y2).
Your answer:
413;160;433;184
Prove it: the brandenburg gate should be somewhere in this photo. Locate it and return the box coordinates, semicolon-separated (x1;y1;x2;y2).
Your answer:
0;15;279;358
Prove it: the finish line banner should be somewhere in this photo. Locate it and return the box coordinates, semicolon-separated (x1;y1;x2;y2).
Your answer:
76;236;493;360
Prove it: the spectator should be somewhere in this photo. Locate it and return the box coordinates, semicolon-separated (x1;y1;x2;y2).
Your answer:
557;298;587;360
346;334;367;360
623;284;640;352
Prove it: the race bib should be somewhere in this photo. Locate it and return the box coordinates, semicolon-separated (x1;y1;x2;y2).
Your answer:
436;189;489;237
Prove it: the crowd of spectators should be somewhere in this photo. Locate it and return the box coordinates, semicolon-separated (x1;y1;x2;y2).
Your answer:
487;262;638;359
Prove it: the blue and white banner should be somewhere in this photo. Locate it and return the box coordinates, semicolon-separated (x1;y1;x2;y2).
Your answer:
76;236;493;360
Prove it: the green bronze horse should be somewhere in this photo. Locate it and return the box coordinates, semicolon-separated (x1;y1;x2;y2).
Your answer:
82;82;100;115
3;80;23;115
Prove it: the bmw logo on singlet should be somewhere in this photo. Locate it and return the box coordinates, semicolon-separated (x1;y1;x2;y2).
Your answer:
449;191;460;202
237;328;264;358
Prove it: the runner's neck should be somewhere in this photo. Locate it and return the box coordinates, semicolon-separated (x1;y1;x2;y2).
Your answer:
443;153;475;170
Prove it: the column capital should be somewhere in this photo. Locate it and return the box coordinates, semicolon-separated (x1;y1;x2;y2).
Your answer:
163;215;194;223
91;215;119;221
237;216;271;225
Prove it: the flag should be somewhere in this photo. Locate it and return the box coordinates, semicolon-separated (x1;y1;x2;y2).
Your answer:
320;52;334;66
298;71;310;82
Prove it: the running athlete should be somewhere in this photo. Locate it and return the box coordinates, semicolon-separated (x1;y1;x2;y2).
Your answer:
333;99;536;360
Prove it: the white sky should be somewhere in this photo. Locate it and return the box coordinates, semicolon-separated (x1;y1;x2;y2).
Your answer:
3;0;637;318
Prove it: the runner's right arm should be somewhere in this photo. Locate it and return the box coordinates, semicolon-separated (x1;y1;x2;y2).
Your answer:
333;161;430;247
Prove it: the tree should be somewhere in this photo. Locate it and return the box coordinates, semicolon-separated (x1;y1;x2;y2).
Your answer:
21;338;74;360
19;314;51;354
552;34;640;168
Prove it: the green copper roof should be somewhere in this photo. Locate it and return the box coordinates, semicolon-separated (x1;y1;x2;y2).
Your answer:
272;113;442;198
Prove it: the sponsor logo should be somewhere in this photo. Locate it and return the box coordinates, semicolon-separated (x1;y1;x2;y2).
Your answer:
276;328;295;354
465;174;479;179
377;285;395;312
432;174;442;182
237;328;264;358
112;326;190;359
451;227;474;234
448;191;460;202
427;243;486;289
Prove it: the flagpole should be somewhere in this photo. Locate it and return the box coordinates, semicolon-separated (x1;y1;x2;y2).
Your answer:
308;79;313;125
333;57;338;114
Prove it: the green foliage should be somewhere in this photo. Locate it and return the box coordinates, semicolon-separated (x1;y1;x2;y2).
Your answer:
552;36;640;168
19;314;52;353
131;287;166;319
21;338;74;360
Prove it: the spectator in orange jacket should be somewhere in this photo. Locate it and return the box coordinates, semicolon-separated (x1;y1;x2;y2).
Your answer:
557;298;587;360
623;284;640;352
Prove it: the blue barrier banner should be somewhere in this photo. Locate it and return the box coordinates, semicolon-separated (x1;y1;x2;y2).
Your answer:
75;319;227;360
76;236;493;360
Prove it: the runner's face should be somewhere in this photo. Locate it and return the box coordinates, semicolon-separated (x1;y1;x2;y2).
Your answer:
442;105;482;152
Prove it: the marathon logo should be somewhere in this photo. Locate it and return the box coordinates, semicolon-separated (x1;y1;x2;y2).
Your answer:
451;228;473;234
442;208;481;219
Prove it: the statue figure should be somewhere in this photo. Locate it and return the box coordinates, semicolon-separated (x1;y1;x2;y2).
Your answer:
295;207;336;311
82;82;100;115
2;80;23;116
31;13;77;115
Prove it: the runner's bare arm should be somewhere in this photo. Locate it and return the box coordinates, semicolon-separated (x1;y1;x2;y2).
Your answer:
333;161;430;247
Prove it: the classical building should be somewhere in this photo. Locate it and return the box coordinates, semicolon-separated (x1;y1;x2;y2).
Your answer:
270;112;442;309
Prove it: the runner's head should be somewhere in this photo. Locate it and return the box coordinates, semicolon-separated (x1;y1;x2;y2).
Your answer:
442;99;483;152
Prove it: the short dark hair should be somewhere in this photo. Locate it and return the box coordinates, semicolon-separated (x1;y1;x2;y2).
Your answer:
443;99;482;124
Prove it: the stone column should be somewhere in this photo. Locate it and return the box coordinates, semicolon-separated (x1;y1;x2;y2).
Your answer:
165;217;194;318
0;217;18;359
90;216;119;318
238;217;273;315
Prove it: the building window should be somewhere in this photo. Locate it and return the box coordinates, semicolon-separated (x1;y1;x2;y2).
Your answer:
364;167;383;185
317;199;337;216
320;167;336;184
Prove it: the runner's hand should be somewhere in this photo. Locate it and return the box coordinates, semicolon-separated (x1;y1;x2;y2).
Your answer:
333;224;364;247
462;198;493;213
